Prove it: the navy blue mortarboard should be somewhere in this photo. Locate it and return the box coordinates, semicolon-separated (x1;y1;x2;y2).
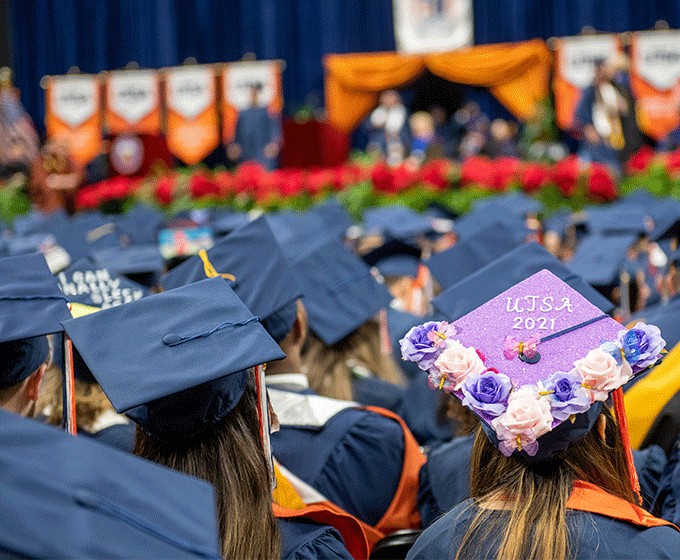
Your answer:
91;245;165;288
293;238;393;345
12;209;68;237
0;253;72;389
56;258;150;308
431;242;614;321
472;191;543;217
0;409;222;559
543;209;572;236
568;234;637;288
210;210;250;236
46;212;123;262
648;200;680;241
114;204;167;246
453;205;529;242
666;248;680;266
62;278;285;440
425;221;522;291
362;205;433;240
161;216;303;343
362;239;422;278
585;205;649;236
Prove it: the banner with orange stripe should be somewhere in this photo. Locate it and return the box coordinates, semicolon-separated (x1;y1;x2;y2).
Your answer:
553;34;621;130
105;70;161;135
630;30;680;141
221;60;283;145
44;74;102;167
164;65;220;165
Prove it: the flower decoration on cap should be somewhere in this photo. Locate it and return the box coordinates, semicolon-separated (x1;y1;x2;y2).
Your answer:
399;318;665;457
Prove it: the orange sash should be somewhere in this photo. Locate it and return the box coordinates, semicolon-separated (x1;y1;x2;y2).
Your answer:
567;480;680;531
363;406;427;535
273;502;370;560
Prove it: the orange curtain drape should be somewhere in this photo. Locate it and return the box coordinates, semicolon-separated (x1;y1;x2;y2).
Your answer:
324;39;552;132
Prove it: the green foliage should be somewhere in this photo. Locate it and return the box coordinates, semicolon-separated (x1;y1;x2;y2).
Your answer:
0;174;31;227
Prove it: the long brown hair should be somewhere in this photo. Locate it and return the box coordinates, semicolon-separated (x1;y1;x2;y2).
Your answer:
457;405;635;560
302;317;405;401
133;374;281;560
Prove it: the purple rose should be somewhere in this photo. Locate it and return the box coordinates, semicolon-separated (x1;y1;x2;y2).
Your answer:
618;323;666;373
400;322;442;372
461;371;512;418
543;370;591;422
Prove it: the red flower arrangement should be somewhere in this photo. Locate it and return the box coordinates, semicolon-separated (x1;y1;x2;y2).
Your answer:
587;163;617;202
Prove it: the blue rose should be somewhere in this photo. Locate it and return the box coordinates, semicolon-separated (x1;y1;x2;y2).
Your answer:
618;323;665;373
400;322;441;372
461;371;512;418
543;370;591;422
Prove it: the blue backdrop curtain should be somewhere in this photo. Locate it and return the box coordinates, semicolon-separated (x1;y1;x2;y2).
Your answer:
10;0;680;133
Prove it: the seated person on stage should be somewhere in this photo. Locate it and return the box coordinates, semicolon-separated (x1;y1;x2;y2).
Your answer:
0;253;71;418
367;90;409;164
63;278;362;560
160;217;426;543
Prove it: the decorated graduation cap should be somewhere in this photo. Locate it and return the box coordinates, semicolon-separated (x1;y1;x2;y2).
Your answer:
293;237;392;345
362;238;422;278
0;253;72;389
61;277;285;441
453;206;529;242
362;205;433;240
400;269;665;468
432;242;614;322
161;216;303;343
90;244;165;288
56;258;150;308
568;234;637;288
426;221;521;291
0;409;222;559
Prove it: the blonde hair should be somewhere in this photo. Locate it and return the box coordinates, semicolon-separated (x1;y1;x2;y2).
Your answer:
456;405;635;560
302;317;405;401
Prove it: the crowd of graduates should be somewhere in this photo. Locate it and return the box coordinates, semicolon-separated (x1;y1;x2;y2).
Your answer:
2;181;680;559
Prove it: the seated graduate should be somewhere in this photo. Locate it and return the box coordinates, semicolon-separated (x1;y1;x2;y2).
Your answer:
0;253;71;417
62;278;360;560
0;409;223;559
402;269;677;560
160;216;425;544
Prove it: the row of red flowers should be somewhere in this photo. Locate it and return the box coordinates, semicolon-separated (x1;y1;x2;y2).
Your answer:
75;147;680;212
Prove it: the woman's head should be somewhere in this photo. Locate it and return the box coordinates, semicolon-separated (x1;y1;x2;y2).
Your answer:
134;372;281;560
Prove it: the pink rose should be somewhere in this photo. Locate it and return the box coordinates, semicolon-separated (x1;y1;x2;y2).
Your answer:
433;340;486;391
573;348;633;402
492;386;553;440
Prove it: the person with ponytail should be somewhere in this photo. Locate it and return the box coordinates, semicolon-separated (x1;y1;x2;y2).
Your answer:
401;269;680;559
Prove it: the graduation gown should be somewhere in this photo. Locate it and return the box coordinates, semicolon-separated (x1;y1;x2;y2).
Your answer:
268;375;425;538
277;516;356;560
407;482;680;560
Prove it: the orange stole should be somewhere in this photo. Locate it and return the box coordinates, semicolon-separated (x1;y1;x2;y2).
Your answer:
567;480;679;531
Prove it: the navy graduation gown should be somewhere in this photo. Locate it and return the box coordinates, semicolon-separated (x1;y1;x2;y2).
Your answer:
278;517;354;560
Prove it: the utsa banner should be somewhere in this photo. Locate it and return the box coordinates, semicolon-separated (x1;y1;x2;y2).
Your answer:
221;60;283;146
105;70;161;135
554;34;621;130
630;30;680;140
393;0;472;54
44;74;102;166
164;65;219;165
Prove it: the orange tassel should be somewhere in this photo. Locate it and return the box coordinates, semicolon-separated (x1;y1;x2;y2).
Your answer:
612;387;642;505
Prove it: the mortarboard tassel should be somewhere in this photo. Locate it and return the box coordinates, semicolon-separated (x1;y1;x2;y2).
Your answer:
254;364;276;489
63;335;77;435
612;386;642;505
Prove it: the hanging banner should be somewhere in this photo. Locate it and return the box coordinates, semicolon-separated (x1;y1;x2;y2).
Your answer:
221;61;283;145
630;30;680;140
105;70;161;135
45;75;102;167
392;0;472;54
165;65;220;165
554;34;621;130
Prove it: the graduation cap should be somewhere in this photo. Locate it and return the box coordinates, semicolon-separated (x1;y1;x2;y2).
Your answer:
292;238;392;345
12;209;68;237
161;216;303;343
49;212;124;262
362;205;433;240
90;245;165;288
542;209;573;237
362;239;422;278
56;258;150;308
425;222;522;291
649;200;680;242
114;204;167;245
568;234;637;288
453;205;529;242
0;409;222;559
0;253;72;389
210;210;251;236
431;242;614;322
472;191;543;218
400;269;665;463
585;205;649;236
61;277;285;441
